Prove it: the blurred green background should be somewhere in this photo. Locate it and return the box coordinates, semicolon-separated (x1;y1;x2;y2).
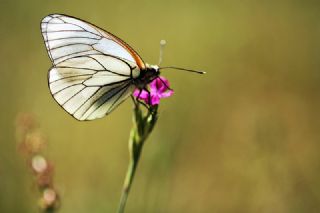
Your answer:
1;0;320;212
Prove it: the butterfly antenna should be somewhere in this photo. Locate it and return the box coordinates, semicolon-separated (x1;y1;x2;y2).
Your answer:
157;39;205;74
159;66;206;74
158;39;166;65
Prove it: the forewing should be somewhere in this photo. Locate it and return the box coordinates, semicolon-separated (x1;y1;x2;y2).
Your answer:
41;14;145;73
49;55;135;121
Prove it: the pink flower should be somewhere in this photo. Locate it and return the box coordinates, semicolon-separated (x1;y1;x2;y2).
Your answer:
133;76;174;105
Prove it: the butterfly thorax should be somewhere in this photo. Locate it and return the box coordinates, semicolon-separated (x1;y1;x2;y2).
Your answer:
134;64;159;89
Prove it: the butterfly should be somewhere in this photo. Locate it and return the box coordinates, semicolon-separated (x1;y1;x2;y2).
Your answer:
41;14;204;121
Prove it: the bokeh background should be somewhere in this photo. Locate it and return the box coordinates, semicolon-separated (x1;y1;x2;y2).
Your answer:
1;0;320;212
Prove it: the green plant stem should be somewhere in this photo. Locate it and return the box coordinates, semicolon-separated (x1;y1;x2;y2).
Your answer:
117;139;142;213
117;103;158;213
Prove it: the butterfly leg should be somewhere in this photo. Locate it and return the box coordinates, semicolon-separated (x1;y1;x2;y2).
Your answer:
132;89;150;110
156;76;172;90
130;95;138;107
143;87;152;106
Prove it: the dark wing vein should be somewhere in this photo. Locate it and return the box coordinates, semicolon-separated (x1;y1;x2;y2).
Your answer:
52;83;83;95
50;42;99;51
45;36;100;42
85;83;131;119
73;82;130;118
107;84;131;114
50;73;94;84
52;49;95;61
60;86;86;106
86;55;130;76
44;16;55;64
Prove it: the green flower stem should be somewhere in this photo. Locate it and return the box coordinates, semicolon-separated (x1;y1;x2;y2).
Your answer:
117;103;158;213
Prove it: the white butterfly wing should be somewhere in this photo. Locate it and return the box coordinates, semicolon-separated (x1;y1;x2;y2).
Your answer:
41;14;144;120
48;55;136;120
41;14;145;70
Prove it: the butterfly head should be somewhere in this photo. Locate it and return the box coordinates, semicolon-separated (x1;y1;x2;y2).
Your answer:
144;63;160;77
145;64;160;73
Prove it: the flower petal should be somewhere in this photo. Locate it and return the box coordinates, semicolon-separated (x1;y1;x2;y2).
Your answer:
150;77;170;93
151;95;160;105
133;89;149;100
159;90;174;98
134;76;173;105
